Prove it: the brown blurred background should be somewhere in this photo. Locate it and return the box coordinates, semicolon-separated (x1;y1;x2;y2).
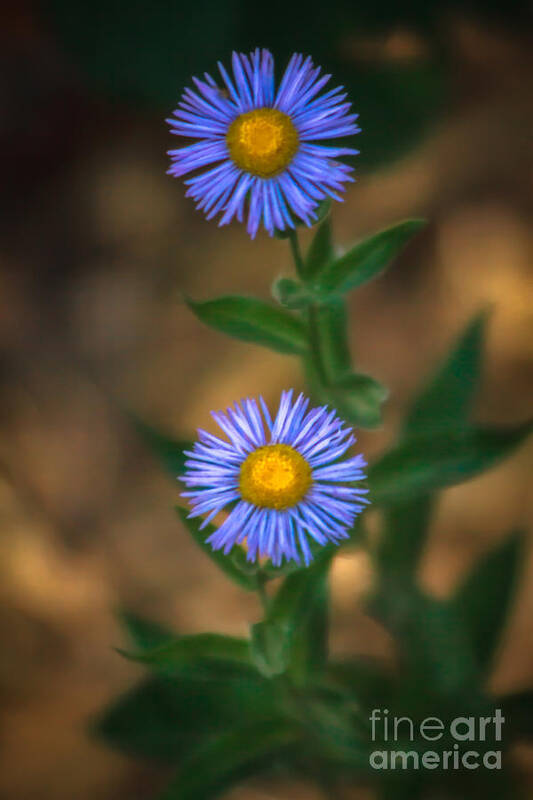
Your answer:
0;1;532;798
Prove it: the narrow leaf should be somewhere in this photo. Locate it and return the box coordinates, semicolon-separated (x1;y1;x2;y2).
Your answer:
93;671;275;763
117;610;174;651
121;632;254;678
325;659;397;708
176;506;258;591
452;530;524;675
369;421;532;506
186;295;308;355
158;719;298;800
133;417;192;479
309;300;352;381
369;582;479;698
377;494;435;579
404;310;489;435
265;552;333;682
304;212;334;280
318;219;426;295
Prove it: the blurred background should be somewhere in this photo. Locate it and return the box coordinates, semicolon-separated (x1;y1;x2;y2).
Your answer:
0;1;532;798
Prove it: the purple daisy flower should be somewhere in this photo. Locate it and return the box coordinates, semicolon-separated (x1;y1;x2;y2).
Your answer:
180;390;369;566
167;49;360;238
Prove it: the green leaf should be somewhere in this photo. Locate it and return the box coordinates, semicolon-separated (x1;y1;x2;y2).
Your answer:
452;530;524;676
317;219;426;295
329;371;389;429
304;210;334;280
93;670;276;763
117;610;174;651
158;719;298;800
271;277;313;310
308;300;352;381
369;421;532;506
325;659;397;709
287;557;330;682
121;632;254;679
369;582;479;699
377;494;435;580
133;417;192;479
186;295;308;355
176;507;258;591
404;310;489;435
500;690;533;739
264;552;333;683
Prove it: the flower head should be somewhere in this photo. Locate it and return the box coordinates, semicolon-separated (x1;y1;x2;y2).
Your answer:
180;390;369;566
167;49;360;238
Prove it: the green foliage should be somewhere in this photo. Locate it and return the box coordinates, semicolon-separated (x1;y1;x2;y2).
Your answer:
369;581;480;699
94;674;274;763
186;295;308;355
120;632;254;678
271;277;314;310
97;214;533;800
329;371;389;429
251;554;332;682
303;208;334;280
117;610;174;650
369;421;532;506
404;310;489;435
452;530;524;676
377;494;434;579
316;219;426;296
158;719;298;800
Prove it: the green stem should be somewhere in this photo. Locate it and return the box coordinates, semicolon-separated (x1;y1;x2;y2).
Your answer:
256;570;270;613
307;303;329;386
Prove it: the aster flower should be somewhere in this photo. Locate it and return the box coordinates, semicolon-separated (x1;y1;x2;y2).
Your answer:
180;390;368;566
167;49;360;238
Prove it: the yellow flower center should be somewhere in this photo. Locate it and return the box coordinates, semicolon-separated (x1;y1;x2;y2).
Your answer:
239;444;312;510
226;108;299;178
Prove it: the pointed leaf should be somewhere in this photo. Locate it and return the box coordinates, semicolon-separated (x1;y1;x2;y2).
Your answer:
304;211;334;280
158;719;298;800
176;506;258;592
404;310;489;435
133;418;192;479
121;632;254;680
265;552;333;683
377;494;435;579
117;610;174;651
186;295;308;355
317;219;426;295
309;300;352;381
325;659;397;708
452;530;524;675
369;582;479;698
369;421;532;506
93;671;276;763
